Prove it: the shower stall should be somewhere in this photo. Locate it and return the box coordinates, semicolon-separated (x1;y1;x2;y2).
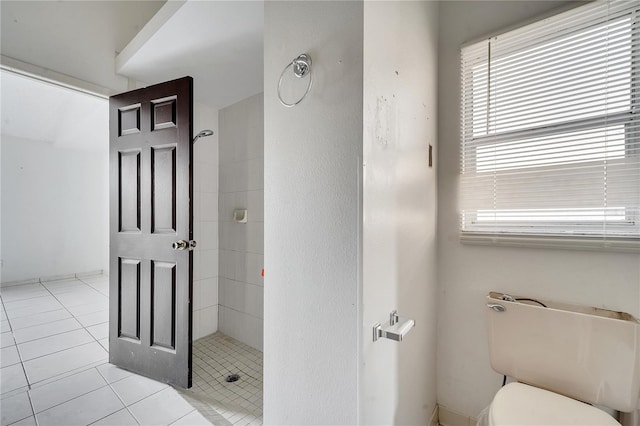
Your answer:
186;93;264;425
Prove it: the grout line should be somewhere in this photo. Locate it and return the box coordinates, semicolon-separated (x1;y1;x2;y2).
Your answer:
4;305;70;321
32;383;112;419
101;380;142;426
38;279;109;343
12;278;108;388
167;408;197;425
24;355;108;390
0;294;33;396
17;336;102;364
11;319;84;343
31;360;108;391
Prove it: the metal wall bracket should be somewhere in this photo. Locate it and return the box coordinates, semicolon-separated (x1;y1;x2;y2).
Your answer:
373;310;415;342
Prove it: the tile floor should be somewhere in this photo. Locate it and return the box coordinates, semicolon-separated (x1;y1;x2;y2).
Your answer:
0;275;263;426
179;333;263;425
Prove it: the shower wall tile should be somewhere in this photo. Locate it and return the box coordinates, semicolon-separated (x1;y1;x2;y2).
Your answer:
220;250;235;280
193;279;202;311
200;306;218;337
192;251;201;281
201;193;218;221
247;158;264;191
200;165;218;194
200;250;218;279
200;277;218;308
193;103;219;340
247;191;264;222
200;222;218;250
234;253;247;284
247;253;264;286
218;93;264;351
193;312;201;340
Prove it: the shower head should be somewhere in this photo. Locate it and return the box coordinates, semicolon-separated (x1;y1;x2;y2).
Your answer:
193;129;214;143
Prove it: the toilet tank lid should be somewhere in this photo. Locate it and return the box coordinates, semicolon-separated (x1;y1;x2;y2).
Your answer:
490;383;620;426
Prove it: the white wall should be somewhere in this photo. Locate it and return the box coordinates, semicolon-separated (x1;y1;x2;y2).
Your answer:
193;102;220;340
1;135;108;283
264;1;363;423
437;1;640;420
219;93;264;351
361;2;439;424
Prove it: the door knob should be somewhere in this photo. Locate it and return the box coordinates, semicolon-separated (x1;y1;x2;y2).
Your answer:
172;240;197;251
172;240;188;250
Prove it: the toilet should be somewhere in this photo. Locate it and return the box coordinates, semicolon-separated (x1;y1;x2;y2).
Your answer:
485;292;640;425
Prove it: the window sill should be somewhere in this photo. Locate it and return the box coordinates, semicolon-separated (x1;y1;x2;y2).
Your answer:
460;233;640;253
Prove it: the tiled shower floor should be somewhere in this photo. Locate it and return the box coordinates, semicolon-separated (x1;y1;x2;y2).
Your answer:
0;274;263;426
179;333;263;425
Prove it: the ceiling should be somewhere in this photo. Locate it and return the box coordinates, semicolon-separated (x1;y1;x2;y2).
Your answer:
0;0;264;151
1;70;108;154
117;1;264;109
0;1;166;93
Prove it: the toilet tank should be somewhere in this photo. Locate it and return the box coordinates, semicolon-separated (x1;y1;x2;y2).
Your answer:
486;292;640;413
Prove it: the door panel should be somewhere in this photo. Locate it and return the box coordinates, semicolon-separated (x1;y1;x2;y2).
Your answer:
151;146;177;234
118;150;141;232
109;77;193;388
118;258;141;341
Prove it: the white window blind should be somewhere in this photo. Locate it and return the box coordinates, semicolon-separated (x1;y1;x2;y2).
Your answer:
460;0;640;241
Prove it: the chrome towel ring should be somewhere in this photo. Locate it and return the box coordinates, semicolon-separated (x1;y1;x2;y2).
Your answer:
277;53;313;108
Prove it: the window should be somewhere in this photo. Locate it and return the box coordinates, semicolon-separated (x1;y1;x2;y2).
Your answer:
460;0;640;243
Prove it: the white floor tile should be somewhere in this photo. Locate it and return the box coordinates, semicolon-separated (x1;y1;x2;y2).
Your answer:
29;368;107;413
87;282;109;296
128;387;194;425
0;283;43;293
9;415;37;425
4;295;61;312
110;374;168;405
99;338;109;352
47;283;87;295
76;310;109;327
86;323;109;340
17;329;93;361
0;288;49;303
56;292;107;308
7;309;72;331
67;301;109;317
1;345;21;368
23;342;107;384
4;301;64;320
95;363;133;384
1;320;11;333
0;391;33;425
91;408;138;425
36;385;123;426
171;410;212;425
1;331;15;348
1;364;28;394
12;318;82;344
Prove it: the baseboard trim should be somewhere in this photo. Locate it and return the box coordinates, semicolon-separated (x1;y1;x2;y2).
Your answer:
1;270;106;287
429;405;439;426
438;405;477;426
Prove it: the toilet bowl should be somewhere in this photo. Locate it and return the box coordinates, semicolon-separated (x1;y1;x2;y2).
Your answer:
485;292;640;425
488;383;619;425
